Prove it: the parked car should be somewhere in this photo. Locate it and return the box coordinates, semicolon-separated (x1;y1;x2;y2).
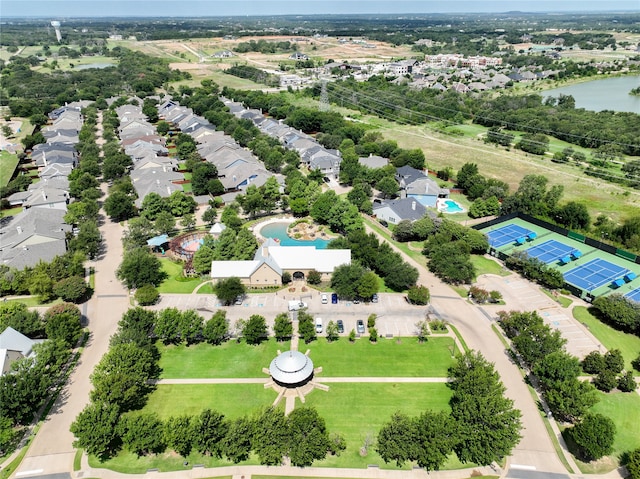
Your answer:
337;319;344;334
315;317;323;334
331;293;338;304
234;295;244;305
371;293;378;303
356;319;365;334
321;293;328;304
353;297;360;304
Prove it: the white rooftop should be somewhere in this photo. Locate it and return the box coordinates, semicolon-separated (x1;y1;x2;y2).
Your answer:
269;350;314;385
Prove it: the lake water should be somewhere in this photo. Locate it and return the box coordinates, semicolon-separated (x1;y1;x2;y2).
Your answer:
74;62;115;70
542;75;640;113
259;222;330;249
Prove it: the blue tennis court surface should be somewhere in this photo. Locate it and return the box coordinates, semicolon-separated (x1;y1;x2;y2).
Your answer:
487;224;534;248
564;258;630;291
625;288;640;303
525;239;576;264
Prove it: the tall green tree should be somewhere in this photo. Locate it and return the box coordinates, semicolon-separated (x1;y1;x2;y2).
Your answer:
70;402;122;459
287;407;331;467
193;409;228;458
116;248;167;289
448;351;522;465
118;413;166;457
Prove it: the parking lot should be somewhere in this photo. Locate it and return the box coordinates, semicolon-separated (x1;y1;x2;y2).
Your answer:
152;291;429;338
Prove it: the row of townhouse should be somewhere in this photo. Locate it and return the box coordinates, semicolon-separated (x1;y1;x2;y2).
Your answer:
223;99;343;179
0;102;90;269
157;98;276;204
113;102;184;208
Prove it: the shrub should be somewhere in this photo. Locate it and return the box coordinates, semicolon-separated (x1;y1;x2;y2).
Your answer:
367;314;377;329
489;290;502;303
135;284;159;306
582;351;605;374
617;371;637;393
348;329;356;342
593;370;618;392
627;448;640;479
604;349;624;374
468;285;489;303
307;269;321;285
407;285;430;305
429;319;448;332
369;327;378;343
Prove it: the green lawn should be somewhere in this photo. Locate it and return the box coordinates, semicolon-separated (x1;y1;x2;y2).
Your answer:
590;391;640;457
573;306;640;371
303;382;467;469
141;384;278;419
0;206;22;218
309;336;457;377
0;150;19;187
157;258;204;294
471;255;510;277
90;446;255;473
159;339;291;378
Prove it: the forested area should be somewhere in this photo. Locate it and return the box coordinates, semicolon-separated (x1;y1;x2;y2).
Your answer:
1;47;189;116
319;76;640;156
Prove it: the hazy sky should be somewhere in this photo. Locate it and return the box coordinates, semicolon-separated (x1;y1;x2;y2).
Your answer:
2;0;639;17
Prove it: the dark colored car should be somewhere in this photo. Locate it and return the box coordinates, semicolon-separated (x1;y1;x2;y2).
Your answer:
356;319;365;334
353;297;360;304
337;319;344;334
331;293;338;304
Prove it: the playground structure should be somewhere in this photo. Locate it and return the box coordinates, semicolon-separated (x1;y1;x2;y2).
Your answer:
168;231;209;276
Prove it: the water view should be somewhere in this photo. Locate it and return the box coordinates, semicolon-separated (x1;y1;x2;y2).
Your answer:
542;75;640;113
259;222;330;249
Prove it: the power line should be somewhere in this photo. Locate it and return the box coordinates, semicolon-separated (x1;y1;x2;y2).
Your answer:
324;81;640;152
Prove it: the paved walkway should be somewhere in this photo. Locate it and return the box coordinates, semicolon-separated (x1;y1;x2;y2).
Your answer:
153;377;449;384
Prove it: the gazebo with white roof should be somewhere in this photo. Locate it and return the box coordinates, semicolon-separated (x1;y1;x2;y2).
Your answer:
269;350;315;388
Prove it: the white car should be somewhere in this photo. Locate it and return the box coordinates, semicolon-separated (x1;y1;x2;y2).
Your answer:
321;293;328;304
315;317;323;333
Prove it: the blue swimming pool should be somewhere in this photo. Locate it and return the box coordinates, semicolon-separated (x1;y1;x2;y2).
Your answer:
441;199;464;214
259;222;330;249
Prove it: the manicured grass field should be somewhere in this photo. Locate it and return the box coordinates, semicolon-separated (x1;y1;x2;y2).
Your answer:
304;382;461;469
141;384;278;419
590;391;640;456
309;336;456;377
0;150;19;187
159;339;291;378
156;258;204;294
90;445;249;473
471;254;510;277
573;306;640;371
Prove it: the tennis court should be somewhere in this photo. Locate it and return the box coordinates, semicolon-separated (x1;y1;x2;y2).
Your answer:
487;224;534;248
625;288;640;303
525;239;577;264
564;258;631;292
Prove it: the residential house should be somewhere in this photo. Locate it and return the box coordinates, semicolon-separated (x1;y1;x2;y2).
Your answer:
396;166;449;207
289;52;309;61
372;198;428;225
0;327;42;376
359;155;389;169
0;208;70;269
